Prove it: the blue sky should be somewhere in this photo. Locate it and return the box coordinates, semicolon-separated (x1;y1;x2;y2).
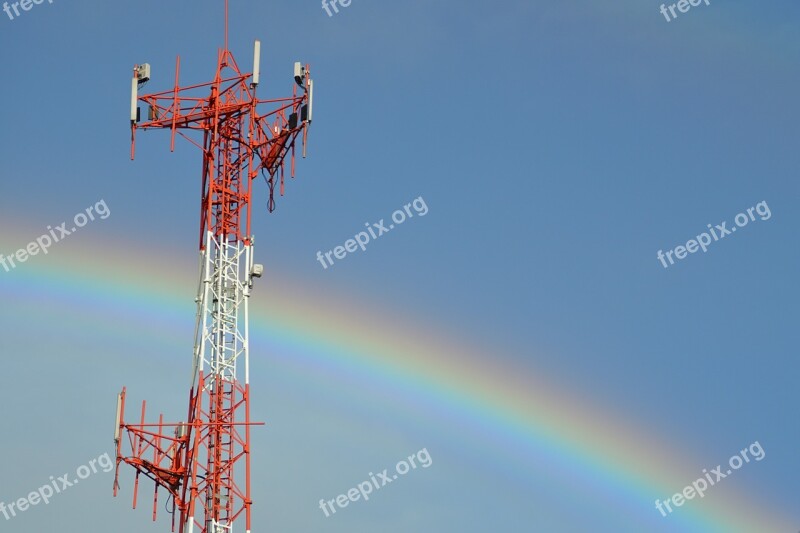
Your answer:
1;1;798;532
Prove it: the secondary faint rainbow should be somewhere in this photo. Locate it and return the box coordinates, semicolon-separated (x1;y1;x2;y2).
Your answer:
0;229;794;532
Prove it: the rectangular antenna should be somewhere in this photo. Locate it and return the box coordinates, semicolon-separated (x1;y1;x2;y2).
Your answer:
252;40;261;87
308;79;314;123
114;392;123;443
130;76;138;123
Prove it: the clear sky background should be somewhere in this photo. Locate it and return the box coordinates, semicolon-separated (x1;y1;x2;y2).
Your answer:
1;1;798;532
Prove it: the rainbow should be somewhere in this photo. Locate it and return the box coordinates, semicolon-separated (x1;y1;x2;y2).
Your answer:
0;230;794;532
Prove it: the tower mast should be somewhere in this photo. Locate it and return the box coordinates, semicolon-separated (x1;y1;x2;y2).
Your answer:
114;2;313;532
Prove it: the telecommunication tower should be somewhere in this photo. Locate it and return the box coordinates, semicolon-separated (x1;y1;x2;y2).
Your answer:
112;2;314;532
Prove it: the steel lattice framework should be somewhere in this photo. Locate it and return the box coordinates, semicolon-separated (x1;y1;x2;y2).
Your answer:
113;3;313;532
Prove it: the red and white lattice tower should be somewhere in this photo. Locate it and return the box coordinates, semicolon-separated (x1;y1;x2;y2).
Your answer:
112;2;313;532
